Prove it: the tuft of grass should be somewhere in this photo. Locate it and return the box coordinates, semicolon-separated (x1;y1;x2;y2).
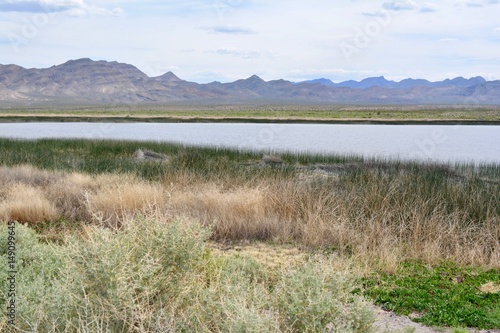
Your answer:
82;177;166;228
0;183;59;225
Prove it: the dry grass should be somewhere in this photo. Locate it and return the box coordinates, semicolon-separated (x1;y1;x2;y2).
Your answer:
170;184;297;241
0;183;58;224
0;164;498;269
0;166;167;228
82;176;166;228
209;242;308;269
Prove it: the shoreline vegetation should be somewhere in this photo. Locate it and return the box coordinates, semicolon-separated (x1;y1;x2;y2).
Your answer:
1;105;500;124
1;138;499;332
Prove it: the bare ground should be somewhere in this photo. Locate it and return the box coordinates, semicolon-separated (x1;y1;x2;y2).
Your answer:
373;306;500;333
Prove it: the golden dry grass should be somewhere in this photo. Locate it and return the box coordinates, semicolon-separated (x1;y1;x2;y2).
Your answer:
0;165;498;269
170;184;296;241
0;183;58;224
82;175;166;228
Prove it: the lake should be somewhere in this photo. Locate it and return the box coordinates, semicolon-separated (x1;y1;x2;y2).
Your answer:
0;122;499;164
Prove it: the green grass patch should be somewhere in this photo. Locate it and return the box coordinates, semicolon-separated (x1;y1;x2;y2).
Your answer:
363;261;500;329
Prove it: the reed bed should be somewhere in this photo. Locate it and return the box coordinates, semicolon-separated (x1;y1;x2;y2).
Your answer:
0;138;498;268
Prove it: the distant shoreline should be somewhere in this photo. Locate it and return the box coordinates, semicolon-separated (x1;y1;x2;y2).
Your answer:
1;114;500;125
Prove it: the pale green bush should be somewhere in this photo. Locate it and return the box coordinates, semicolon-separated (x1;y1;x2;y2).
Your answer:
0;222;68;331
1;219;374;333
274;257;374;333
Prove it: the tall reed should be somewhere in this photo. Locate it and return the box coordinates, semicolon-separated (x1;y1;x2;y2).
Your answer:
0;138;498;267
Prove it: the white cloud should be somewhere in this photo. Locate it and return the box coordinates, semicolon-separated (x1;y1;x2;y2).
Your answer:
0;0;124;16
201;26;256;35
420;2;438;12
382;0;418;11
495;27;500;32
377;0;436;14
460;0;500;7
213;48;261;59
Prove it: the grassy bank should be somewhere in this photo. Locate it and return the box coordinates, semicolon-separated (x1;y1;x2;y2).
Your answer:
0;138;499;331
1;105;500;123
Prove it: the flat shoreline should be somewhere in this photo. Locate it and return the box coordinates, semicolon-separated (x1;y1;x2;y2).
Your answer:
1;114;500;125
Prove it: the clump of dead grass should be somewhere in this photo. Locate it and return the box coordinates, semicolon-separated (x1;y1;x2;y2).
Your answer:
0;159;499;269
170;183;298;241
0;165;169;229
82;174;167;228
0;183;58;225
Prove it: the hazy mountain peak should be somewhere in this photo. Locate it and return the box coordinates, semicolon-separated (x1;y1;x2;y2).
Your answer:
155;71;183;82
62;58;93;64
246;74;265;82
55;58;148;79
302;75;490;90
303;78;335;86
0;64;25;72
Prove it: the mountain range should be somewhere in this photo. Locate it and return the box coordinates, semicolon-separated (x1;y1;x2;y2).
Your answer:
300;76;488;89
1;58;499;106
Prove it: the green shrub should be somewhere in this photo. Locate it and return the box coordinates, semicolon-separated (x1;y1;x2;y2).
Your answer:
274;257;374;333
1;218;374;332
0;222;68;331
58;217;210;332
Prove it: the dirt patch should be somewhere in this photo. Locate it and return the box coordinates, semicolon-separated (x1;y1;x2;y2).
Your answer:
372;306;500;333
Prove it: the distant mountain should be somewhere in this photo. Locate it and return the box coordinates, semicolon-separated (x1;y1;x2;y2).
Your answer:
303;78;336;87
1;58;499;106
300;76;488;89
154;71;183;83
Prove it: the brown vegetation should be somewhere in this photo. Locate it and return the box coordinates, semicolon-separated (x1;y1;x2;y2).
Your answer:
0;164;498;270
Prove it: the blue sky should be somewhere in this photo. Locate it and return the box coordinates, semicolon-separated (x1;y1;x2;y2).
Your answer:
1;0;500;83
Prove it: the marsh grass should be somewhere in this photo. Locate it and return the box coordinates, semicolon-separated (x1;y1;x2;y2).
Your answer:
1;138;499;331
0;138;499;267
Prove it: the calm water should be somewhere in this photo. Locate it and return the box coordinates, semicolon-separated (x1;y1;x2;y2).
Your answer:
0;122;499;164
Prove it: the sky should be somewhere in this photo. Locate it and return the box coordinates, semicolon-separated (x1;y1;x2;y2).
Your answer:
1;0;500;83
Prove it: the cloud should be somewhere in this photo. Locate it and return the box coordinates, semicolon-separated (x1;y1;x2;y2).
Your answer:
420;2;438;12
202;26;256;35
365;1;434;16
0;0;70;13
210;48;278;61
462;0;499;7
439;37;459;41
495;27;500;33
213;48;260;59
362;10;393;17
0;0;124;16
382;0;418;11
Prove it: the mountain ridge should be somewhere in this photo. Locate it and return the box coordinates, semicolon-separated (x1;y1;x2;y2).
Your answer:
1;58;499;106
300;75;488;89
